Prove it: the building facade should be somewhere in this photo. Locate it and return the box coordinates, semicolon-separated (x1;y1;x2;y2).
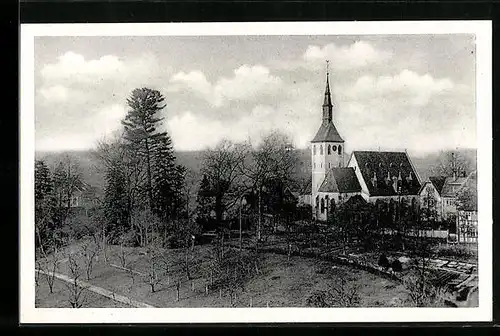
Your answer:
307;68;422;221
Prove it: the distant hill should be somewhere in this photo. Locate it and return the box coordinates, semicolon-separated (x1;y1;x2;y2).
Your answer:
34;147;477;194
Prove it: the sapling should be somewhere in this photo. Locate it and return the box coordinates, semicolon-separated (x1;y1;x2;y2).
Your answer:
65;253;87;308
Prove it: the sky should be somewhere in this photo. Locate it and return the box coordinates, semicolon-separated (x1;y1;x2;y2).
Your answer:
34;34;477;156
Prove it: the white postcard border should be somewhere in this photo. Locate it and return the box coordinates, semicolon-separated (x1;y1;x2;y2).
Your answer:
20;20;492;323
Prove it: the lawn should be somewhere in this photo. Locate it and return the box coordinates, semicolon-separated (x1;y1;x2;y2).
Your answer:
35;241;415;308
36;273;132;308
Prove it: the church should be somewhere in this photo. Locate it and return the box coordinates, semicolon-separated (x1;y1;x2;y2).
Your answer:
304;68;422;222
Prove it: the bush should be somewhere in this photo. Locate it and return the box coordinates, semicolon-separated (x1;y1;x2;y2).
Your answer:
391;259;403;272
378;254;390;269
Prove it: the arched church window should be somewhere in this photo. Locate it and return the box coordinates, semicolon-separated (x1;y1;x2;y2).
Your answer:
338;145;342;155
313;145;316;155
321;198;325;213
320;145;323;155
328;145;331;155
329;163;331;168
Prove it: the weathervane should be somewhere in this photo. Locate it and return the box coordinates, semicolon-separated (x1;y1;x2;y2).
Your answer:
326;60;330;78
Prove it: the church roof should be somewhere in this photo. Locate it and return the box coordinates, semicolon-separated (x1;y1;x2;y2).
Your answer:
318;167;361;193
311;122;344;143
352;151;421;197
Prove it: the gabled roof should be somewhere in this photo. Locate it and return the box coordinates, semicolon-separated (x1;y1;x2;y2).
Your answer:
318;167;361;193
428;176;447;194
311;122;344;143
352;151;421;197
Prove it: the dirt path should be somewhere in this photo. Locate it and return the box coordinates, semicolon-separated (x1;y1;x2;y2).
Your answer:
36;269;156;308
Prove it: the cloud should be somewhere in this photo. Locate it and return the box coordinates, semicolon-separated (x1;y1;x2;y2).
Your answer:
303;41;393;71
36;51;171;151
39;85;70;102
35;103;128;152
168;64;282;107
166;112;232;150
40;51;162;85
330;70;474;154
338;69;454;106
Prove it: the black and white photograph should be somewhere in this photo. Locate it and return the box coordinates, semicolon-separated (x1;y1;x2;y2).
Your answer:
20;21;492;323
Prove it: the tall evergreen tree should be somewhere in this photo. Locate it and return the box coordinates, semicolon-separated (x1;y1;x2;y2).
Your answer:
151;135;177;218
35;160;52;202
122;88;167;211
103;164;130;241
35;160;55;255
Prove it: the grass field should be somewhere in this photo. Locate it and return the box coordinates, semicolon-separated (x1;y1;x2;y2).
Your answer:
36;241;416;308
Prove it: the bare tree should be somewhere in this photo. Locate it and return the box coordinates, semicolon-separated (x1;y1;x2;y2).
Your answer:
81;241;99;281
201;139;247;228
39;250;59;294
118;243;128;268
65;253;88;308
35;260;41;287
306;274;360;307
241;131;298;242
434;151;472;178
143;240;168;293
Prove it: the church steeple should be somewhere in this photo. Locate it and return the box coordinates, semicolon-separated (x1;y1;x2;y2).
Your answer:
322;60;333;123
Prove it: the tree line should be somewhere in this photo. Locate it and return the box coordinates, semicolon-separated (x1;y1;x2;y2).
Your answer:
35;87;303;256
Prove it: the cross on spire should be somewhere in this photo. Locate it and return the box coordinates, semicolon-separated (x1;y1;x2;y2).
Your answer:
323;60;332;108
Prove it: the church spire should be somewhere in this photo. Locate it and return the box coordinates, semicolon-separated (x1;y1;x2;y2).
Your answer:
322;60;333;123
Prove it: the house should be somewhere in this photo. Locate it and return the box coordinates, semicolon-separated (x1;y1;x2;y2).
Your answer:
419;170;474;221
455;171;478;243
65;181;100;213
298;178;312;205
419;176;447;221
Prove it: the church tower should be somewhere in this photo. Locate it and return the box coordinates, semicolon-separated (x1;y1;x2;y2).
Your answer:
311;62;345;214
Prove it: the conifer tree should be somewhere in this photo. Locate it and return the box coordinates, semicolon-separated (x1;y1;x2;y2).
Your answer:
151;135;177;218
103;164;130;240
35;160;54;255
122;88;167;211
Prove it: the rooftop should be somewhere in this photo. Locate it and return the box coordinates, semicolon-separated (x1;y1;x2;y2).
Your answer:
351;151;421;196
318;167;361;193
